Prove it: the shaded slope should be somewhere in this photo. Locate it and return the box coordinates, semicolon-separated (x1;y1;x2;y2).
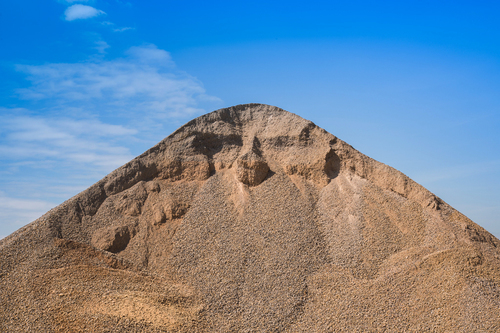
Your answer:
1;104;499;332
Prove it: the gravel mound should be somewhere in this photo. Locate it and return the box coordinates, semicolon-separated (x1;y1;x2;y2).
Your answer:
1;103;499;332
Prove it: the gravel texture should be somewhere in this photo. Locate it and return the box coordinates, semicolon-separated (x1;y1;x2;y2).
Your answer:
1;103;499;332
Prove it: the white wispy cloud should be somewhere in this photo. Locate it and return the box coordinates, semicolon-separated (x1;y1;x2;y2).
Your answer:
101;21;135;33
94;40;110;54
0;112;136;169
0;192;55;213
113;27;134;32
64;4;105;21
16;45;220;119
0;191;56;229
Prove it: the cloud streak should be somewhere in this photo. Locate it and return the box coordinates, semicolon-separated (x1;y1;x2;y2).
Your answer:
0;112;136;169
65;4;105;21
16;45;220;120
113;27;134;32
101;21;134;33
0;191;56;239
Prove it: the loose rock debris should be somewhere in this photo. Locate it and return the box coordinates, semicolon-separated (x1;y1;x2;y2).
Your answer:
1;104;499;332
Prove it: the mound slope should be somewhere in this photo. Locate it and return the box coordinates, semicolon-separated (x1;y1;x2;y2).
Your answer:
1;104;499;332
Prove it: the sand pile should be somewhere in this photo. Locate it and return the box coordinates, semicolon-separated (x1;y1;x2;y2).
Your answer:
1;103;499;332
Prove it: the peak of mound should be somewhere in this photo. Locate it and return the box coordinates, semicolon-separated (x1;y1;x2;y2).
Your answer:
1;104;499;332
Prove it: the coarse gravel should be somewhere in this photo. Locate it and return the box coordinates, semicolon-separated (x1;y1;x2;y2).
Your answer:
1;103;499;332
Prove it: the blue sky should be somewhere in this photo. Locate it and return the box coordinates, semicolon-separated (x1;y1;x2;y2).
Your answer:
0;0;499;239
